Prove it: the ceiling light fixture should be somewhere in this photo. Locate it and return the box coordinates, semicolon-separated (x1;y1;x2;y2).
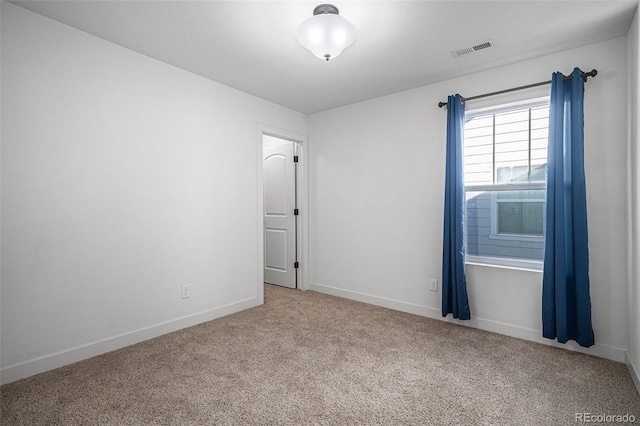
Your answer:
296;4;356;61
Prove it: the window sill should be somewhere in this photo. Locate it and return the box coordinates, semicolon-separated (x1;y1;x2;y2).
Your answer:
488;233;545;243
465;256;543;273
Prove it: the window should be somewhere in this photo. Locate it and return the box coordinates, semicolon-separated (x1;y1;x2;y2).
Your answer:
464;100;549;269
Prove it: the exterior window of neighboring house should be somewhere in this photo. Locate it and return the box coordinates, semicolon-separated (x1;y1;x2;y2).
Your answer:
464;100;549;270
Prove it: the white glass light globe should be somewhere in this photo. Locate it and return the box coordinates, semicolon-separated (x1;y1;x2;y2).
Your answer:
297;13;356;61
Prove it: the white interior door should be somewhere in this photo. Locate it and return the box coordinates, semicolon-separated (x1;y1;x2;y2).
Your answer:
263;141;296;288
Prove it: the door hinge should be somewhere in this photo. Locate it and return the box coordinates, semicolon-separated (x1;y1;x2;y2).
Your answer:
293;155;299;163
294;261;299;269
294;208;299;216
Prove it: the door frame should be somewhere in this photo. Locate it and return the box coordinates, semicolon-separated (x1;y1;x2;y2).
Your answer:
256;124;309;303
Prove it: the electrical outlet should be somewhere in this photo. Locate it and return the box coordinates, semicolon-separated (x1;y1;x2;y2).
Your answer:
181;285;190;299
430;279;438;292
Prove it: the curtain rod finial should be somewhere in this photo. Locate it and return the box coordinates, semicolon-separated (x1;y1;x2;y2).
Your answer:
582;69;598;82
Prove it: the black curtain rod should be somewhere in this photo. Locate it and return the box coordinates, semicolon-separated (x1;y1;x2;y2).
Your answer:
437;69;598;108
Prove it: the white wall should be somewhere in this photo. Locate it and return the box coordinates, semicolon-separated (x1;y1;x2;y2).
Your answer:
309;36;629;362
627;6;640;390
0;2;307;384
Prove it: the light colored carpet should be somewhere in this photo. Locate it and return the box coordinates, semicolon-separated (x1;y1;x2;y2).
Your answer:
2;284;639;425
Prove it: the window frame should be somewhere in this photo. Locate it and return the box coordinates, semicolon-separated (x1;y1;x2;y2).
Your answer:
463;98;550;272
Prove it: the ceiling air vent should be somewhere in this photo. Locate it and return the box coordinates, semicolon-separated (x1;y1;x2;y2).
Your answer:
450;39;494;58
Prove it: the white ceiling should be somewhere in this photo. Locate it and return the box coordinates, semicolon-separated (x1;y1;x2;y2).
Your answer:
10;0;639;114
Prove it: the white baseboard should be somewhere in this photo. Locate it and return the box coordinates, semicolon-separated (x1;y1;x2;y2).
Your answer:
1;297;260;385
310;281;441;317
309;282;626;363
627;353;640;395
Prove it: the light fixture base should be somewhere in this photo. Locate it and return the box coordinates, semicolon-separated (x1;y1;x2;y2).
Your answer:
313;4;339;15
